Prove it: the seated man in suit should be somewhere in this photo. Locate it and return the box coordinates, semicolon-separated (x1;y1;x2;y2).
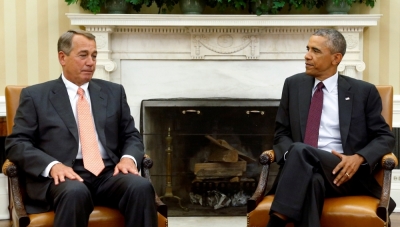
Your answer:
5;30;157;227
266;28;396;227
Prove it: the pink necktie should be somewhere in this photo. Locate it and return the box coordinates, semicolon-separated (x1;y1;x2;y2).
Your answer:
304;82;325;148
77;88;105;176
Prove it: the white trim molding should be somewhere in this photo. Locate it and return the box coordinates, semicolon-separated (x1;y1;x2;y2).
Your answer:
0;96;5;117
66;14;382;27
0;173;8;220
392;169;400;212
393;95;400;128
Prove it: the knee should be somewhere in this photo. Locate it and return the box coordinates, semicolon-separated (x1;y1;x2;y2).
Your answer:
286;142;308;159
135;177;154;192
289;142;309;152
127;177;155;198
59;180;91;201
51;180;93;210
288;142;317;158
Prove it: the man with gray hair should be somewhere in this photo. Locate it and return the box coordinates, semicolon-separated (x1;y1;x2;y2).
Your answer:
6;30;157;227
266;28;396;226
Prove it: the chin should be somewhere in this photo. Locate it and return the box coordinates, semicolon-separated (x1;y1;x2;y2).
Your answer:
305;71;317;78
82;73;93;79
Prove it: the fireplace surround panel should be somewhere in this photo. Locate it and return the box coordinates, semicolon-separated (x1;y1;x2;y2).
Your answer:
141;99;279;216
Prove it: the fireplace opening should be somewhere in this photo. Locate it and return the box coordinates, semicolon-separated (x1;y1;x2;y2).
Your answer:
140;99;280;216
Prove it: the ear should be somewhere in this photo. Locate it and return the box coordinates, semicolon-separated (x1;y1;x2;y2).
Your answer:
58;51;67;66
332;53;343;66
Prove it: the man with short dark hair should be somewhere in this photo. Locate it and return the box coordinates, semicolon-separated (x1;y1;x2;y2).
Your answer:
6;30;157;227
266;28;396;227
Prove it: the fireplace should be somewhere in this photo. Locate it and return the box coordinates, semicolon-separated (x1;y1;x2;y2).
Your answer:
141;98;279;216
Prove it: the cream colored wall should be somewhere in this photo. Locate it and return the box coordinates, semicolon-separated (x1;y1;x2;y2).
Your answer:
0;0;83;94
0;0;399;96
352;1;400;94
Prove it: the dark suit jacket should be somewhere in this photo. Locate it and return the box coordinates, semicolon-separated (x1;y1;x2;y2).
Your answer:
5;77;144;213
273;73;395;172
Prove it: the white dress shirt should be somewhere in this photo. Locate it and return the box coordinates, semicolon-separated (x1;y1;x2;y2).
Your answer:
314;72;344;153
284;72;343;161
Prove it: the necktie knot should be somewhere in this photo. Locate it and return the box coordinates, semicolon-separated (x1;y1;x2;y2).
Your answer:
317;82;325;91
77;88;85;97
316;82;325;92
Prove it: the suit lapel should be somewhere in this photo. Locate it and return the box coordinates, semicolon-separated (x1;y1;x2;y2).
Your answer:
337;75;353;152
298;75;314;141
88;81;108;147
49;78;79;143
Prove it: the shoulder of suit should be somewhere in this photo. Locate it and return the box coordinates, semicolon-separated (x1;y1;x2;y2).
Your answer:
286;72;310;83
339;74;375;88
23;79;60;95
91;78;121;87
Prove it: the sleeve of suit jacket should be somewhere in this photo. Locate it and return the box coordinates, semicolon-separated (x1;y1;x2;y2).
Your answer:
273;77;295;164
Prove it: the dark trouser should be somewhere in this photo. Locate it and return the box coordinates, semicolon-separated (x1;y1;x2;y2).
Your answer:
270;142;384;227
47;159;157;227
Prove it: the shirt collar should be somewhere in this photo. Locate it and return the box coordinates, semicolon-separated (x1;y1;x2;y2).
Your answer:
314;72;338;93
61;73;89;97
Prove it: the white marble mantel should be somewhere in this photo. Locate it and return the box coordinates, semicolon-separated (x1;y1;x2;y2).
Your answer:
66;14;383;127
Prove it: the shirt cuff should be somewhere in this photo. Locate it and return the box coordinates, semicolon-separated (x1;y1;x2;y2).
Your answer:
283;151;289;161
41;161;61;178
121;155;141;175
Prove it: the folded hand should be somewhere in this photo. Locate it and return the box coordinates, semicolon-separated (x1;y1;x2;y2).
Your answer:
331;150;365;186
113;157;139;176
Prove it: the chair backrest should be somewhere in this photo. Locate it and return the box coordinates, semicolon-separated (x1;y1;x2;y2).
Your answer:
373;85;393;185
376;85;393;130
5;85;25;135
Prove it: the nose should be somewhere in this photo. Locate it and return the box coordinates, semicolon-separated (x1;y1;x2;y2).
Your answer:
86;56;95;66
304;50;311;60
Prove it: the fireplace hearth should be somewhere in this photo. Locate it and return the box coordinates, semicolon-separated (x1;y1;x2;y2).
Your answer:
141;98;280;216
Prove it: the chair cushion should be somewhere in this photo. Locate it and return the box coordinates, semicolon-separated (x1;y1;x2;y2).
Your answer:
28;206;124;227
247;195;385;227
158;212;168;227
28;206;167;227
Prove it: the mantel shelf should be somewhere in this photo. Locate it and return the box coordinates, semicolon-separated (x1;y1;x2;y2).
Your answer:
66;13;381;27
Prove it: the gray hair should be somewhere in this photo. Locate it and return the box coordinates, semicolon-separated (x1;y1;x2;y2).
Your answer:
57;30;96;55
313;28;347;56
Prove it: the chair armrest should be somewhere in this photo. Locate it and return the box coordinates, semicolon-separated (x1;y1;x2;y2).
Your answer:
247;150;275;213
142;155;168;218
2;159;30;227
381;153;398;167
377;153;398;222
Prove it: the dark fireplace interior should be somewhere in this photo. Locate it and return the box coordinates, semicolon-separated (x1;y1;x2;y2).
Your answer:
140;99;280;216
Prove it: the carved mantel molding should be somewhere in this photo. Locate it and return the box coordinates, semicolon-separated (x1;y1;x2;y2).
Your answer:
67;14;381;27
67;14;381;81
